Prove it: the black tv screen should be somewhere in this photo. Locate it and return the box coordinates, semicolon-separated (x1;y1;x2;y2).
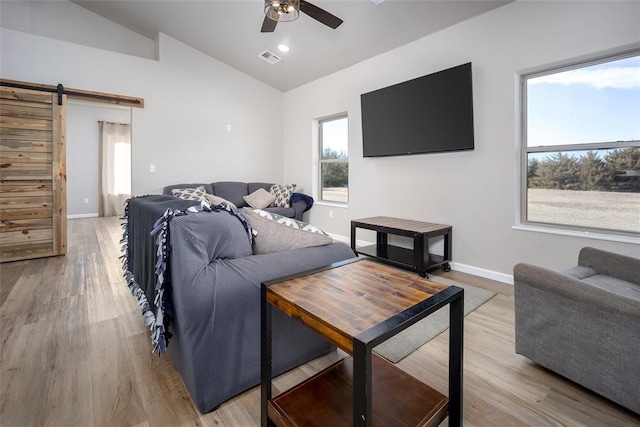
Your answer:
361;62;474;157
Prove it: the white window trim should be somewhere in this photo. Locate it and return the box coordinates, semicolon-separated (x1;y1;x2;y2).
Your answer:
315;200;350;209
512;224;640;245
517;48;640;240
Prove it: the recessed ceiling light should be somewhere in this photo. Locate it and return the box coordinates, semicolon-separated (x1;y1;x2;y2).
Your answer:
277;43;290;53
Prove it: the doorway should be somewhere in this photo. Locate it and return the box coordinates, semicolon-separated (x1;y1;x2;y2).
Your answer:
66;100;131;218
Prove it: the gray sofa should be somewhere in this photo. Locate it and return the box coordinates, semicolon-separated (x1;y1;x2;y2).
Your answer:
514;247;640;414
124;195;355;413
163;181;312;220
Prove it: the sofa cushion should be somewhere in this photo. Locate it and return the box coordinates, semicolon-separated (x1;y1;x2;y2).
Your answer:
212;181;249;208
242;208;332;254
248;182;273;194
249;208;329;235
243;188;276;209
561;266;597;280
206;194;237;210
582;274;640;300
172;186;208;201
270;183;296;208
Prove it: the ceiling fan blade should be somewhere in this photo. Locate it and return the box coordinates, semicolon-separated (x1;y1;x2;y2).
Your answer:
299;0;343;29
261;16;277;33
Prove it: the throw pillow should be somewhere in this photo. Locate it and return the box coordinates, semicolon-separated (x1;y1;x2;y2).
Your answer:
243;188;276;210
269;184;296;208
172;186;208;201
242;208;332;254
206;194;238;210
249;208;329;235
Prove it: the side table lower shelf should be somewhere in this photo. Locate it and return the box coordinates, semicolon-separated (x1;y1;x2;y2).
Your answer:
261;259;464;427
268;354;448;427
356;244;447;274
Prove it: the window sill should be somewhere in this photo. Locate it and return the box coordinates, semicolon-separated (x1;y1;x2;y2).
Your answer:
315;201;349;209
512;224;640;245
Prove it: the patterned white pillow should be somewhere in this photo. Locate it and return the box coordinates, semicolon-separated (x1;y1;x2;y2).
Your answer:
172;186;208;201
269;184;296;208
249;208;329;236
242;208;332;254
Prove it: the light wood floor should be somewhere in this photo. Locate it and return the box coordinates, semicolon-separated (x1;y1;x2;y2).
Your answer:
1;216;638;426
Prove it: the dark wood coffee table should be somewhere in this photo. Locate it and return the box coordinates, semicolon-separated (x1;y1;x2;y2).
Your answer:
261;258;464;427
351;216;453;278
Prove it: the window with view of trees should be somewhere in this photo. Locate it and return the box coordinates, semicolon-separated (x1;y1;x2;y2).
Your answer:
522;51;640;236
319;115;348;203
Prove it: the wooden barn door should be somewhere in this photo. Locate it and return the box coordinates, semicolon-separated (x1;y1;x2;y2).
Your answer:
0;86;67;262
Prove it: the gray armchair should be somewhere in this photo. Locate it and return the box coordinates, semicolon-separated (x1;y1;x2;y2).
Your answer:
514;247;640;414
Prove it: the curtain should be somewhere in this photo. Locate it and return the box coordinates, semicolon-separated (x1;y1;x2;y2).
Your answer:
99;121;131;217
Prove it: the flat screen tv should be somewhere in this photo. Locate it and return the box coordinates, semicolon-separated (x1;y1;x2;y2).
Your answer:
361;62;474;157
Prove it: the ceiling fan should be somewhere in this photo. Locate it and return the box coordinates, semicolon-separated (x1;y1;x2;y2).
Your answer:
261;0;343;32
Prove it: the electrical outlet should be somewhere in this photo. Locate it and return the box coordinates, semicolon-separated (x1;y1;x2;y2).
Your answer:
329;210;333;218
84;197;89;204
226;124;232;132
149;164;156;173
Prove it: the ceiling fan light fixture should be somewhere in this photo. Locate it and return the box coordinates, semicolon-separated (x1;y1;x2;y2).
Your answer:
265;0;300;22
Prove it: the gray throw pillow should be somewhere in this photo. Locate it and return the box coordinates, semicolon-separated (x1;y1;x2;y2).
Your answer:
243;188;276;210
242;208;332;254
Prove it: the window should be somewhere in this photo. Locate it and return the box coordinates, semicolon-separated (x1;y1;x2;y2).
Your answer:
319;115;349;203
521;51;640;236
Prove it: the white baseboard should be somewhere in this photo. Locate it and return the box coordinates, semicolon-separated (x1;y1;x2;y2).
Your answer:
67;213;99;219
329;233;514;285
328;232;350;244
451;262;514;285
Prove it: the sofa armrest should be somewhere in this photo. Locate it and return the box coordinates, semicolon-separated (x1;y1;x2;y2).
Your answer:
513;262;640;318
577;247;640;285
290;193;314;221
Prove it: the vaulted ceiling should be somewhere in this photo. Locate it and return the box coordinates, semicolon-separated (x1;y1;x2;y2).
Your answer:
70;1;510;91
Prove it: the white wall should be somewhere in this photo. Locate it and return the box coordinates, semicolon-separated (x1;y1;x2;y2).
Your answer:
2;1;638;280
66;100;131;217
0;0;154;60
1;5;284;196
282;1;640;280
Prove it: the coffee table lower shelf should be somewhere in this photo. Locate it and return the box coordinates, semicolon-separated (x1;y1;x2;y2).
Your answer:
355;244;447;273
268;354;448;427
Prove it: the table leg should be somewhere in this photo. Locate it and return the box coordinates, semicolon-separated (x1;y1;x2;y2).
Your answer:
353;338;372;427
444;228;452;263
414;233;426;277
351;223;357;252
376;231;388;258
448;290;464;426
261;285;272;427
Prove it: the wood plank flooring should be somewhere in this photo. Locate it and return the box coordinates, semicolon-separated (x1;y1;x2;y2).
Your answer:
1;216;638;426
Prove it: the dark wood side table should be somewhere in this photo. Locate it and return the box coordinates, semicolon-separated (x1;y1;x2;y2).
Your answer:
261;258;464;427
351;216;453;278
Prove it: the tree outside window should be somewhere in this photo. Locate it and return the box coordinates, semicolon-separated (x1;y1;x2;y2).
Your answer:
319;116;349;203
522;51;640;235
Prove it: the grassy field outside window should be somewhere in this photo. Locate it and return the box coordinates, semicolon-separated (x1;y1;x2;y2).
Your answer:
522;51;640;235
